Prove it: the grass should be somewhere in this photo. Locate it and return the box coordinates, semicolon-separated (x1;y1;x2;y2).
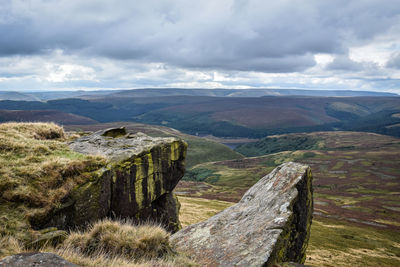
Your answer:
235;134;322;157
175;131;400;266
177;196;400;267
178;196;233;227
62;219;174;260
0;122;106;240
0;219;198;267
306;217;400;267
0;122;198;266
178;150;316;201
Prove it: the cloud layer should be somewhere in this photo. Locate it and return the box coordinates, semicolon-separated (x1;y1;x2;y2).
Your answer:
0;0;399;92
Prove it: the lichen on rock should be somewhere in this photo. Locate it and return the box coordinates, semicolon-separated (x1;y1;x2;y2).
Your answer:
171;162;313;267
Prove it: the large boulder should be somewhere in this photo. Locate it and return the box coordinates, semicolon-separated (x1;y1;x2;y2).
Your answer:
171;162;313;266
33;127;187;233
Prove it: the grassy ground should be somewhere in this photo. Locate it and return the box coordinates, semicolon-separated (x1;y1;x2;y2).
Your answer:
0;122;106;240
177;132;400;229
178;196;233;227
176;131;400;266
0;122;198;266
177;197;400;267
306;217;400;267
1;219;198;267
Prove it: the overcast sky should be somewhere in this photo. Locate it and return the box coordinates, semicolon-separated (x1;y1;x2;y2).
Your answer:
0;0;400;92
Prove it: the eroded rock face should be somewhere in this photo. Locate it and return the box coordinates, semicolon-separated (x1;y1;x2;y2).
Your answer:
35;128;187;233
171;162;313;266
0;252;79;267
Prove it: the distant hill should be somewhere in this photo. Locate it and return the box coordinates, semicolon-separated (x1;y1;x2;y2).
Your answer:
234;131;399;157
89;88;398;99
29;90;120;101
1;95;400;138
0;91;41;101
0;110;97;125
0;88;397;101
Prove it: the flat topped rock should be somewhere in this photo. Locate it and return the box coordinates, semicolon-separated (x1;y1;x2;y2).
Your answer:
69;128;178;161
171;162;313;267
64;127;187;233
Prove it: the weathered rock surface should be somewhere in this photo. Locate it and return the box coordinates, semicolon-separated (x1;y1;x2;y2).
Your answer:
0;252;79;267
33;128;187;233
171;162;313;267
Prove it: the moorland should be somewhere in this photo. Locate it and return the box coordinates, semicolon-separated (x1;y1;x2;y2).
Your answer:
0;88;399;266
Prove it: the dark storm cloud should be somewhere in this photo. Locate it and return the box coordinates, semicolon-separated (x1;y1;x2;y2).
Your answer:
0;0;399;73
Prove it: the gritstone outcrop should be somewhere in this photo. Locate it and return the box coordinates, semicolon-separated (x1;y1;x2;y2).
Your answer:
171;162;313;267
33;127;187;233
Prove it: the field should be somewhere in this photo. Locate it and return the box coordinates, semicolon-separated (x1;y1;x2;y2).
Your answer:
176;131;400;266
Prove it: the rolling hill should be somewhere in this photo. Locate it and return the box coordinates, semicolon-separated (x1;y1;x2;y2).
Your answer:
0;110;97;125
85;88;398;99
1;88;396;102
1;95;398;138
0;91;40;101
176;131;400;267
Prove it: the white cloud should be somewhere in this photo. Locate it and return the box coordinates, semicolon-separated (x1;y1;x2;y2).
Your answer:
0;0;399;92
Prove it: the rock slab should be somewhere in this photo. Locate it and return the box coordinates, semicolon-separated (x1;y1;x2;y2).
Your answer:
0;252;79;267
171;162;313;266
32;128;187;233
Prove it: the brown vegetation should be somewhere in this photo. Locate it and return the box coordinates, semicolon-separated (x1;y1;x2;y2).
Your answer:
1;219;198;267
0;122;105;239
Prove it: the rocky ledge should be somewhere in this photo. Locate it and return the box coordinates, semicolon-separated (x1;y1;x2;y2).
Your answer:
171;162;313;266
35;127;187;233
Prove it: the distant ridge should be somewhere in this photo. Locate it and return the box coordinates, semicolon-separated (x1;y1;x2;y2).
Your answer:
102;88;398;98
0;91;41;101
0;110;97;125
0;88;397;101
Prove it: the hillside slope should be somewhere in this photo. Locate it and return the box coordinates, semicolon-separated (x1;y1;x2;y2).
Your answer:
0;110;97;125
1;96;399;138
177;131;400;266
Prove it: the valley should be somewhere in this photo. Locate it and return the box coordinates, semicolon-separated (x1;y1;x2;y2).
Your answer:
0;90;399;139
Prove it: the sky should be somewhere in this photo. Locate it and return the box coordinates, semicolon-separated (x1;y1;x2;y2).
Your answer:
0;0;400;93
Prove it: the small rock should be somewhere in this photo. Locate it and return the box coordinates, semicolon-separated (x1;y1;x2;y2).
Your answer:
101;127;127;138
0;252;79;267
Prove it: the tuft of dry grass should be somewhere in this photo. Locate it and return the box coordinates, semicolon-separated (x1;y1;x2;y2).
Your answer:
0;220;198;267
0;236;24;257
61;219;173;260
53;219;198;267
0;122;106;239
